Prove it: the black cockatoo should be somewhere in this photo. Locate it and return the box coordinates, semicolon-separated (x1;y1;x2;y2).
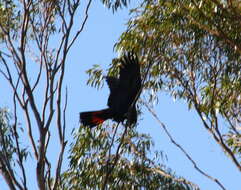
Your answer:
80;52;141;127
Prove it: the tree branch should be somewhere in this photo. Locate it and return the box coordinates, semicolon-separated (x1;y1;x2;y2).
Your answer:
143;100;227;190
52;87;68;190
102;124;127;190
129;141;200;190
13;93;27;189
67;0;93;51
0;161;17;190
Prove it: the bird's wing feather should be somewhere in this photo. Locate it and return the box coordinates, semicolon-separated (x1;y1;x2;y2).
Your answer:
119;53;140;84
106;76;119;93
106;76;120;108
108;52;141;114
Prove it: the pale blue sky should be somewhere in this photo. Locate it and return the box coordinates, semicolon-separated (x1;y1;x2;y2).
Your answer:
0;1;240;189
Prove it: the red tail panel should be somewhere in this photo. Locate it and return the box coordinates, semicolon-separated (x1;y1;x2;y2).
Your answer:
80;108;112;127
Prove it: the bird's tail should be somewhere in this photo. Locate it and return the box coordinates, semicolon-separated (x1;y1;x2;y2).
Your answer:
80;108;112;127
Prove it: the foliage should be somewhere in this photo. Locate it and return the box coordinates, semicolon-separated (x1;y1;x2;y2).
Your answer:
60;124;197;190
0;0;19;41
114;0;240;170
101;0;130;11
0;108;29;189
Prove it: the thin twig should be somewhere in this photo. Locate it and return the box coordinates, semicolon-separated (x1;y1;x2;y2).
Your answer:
67;0;93;52
0;159;17;190
53;87;68;190
102;126;128;190
13;92;27;189
102;122;121;185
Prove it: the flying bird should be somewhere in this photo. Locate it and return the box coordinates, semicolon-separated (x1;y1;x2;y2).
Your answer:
80;52;141;127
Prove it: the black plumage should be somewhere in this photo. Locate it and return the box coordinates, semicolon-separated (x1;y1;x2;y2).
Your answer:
80;52;141;127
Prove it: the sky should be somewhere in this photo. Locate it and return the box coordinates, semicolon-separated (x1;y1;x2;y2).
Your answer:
0;0;240;190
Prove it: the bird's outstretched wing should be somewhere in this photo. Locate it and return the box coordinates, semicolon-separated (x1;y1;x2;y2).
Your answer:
107;52;141;121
